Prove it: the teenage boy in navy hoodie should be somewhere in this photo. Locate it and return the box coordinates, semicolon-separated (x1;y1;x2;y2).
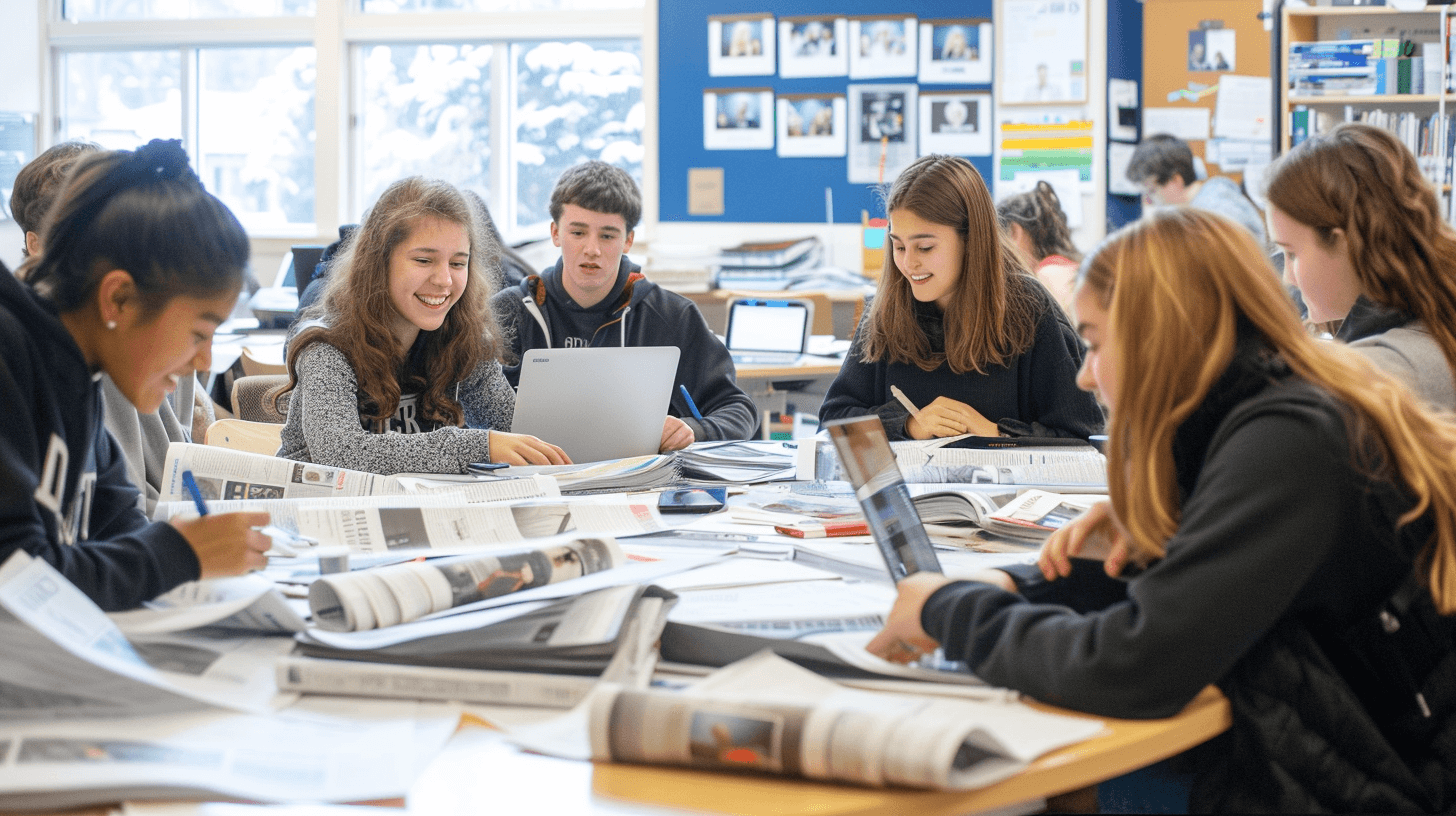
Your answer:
490;161;757;449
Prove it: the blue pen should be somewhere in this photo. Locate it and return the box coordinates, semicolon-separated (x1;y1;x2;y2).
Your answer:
182;468;304;556
679;384;705;422
181;470;209;516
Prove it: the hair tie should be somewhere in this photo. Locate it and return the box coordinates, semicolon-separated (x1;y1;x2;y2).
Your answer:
124;139;197;185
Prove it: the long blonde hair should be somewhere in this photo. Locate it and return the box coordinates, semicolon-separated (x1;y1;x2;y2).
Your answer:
1081;207;1456;613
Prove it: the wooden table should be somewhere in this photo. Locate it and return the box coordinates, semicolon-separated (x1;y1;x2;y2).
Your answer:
419;686;1229;815
35;686;1228;816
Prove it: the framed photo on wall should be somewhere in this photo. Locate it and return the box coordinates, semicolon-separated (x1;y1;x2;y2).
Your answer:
778;16;848;78
708;14;777;77
704;88;775;150
777;94;847;158
847;83;917;183
998;0;1087;104
918;19;992;85
848;16;917;79
918;91;991;156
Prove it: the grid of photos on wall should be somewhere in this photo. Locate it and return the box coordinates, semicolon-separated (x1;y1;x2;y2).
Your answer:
705;13;993;181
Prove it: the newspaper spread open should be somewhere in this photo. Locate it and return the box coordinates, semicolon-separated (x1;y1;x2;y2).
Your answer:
159;442;559;506
308;537;625;631
0;697;459;810
583;651;1106;790
811;439;1109;490
0;552;287;721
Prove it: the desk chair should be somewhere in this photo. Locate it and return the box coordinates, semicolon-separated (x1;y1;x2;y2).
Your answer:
204;418;283;456
239;346;287;377
231;374;291;423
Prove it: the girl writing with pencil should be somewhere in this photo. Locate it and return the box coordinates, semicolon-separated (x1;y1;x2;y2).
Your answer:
867;207;1456;811
281;176;569;474
0;139;271;610
819;154;1102;440
1265;122;1456;409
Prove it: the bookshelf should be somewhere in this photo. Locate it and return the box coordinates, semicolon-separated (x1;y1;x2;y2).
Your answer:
1279;3;1451;165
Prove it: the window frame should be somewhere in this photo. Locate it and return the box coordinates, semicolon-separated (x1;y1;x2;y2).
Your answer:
40;0;654;249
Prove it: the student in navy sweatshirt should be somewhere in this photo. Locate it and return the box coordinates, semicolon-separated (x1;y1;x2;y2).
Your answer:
490;161;757;449
820;154;1102;440
868;208;1456;812
0;139;270;610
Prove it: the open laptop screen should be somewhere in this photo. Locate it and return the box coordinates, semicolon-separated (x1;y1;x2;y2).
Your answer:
725;299;811;355
825;415;942;581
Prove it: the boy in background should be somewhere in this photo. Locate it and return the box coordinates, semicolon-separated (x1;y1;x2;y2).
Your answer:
1125;133;1266;244
491;161;757;449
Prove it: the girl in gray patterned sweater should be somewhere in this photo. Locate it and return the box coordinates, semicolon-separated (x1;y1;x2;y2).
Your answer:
278;177;569;475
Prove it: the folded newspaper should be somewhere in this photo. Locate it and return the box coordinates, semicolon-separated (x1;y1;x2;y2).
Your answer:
309;536;625;631
513;651;1104;791
808;438;1108;490
298;582;675;675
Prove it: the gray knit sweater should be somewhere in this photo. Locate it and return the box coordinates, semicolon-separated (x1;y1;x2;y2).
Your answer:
278;341;515;474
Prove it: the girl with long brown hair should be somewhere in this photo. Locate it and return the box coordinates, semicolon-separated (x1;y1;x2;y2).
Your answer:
818;154;1101;440
281;177;568;474
867;208;1456;811
1266;121;1456;409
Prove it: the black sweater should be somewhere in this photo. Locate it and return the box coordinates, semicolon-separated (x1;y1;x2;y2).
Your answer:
0;265;198;611
922;337;1436;720
818;277;1103;439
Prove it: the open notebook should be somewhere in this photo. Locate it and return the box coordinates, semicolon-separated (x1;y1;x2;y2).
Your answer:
725;298;813;365
511;346;680;464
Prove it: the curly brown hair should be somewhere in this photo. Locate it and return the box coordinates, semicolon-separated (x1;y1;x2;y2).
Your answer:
288;177;503;429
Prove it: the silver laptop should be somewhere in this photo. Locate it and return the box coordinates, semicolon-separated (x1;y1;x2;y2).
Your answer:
725;298;813;365
511;346;681;463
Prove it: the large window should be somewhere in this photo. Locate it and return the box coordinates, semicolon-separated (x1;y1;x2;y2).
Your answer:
60;47;317;232
46;0;645;241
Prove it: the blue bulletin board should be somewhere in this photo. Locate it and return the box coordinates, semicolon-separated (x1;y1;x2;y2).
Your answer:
658;0;995;224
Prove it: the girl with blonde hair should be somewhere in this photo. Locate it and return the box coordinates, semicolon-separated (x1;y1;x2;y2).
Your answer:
1266;121;1456;408
818;154;1101;440
868;207;1456;811
282;177;567;474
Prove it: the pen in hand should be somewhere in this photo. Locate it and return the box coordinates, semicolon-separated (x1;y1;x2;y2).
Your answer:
889;385;920;416
181;469;302;557
679;384;706;422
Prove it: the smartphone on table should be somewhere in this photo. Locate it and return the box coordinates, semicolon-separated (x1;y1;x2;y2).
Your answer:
658;487;728;514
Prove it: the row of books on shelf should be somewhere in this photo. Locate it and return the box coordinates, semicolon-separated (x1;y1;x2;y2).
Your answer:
1288;38;1443;96
1291;106;1453;188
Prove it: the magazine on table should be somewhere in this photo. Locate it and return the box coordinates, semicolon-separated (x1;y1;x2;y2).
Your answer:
511;651;1103;791
307;536;626;631
298;582;675;675
277;581;672;706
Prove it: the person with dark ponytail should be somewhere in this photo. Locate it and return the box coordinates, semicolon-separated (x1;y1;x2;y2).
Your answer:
1;139;272;611
996;180;1081;316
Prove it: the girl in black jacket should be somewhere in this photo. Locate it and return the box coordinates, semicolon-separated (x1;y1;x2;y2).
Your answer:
868;208;1456;811
1;140;271;610
819;154;1101;440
